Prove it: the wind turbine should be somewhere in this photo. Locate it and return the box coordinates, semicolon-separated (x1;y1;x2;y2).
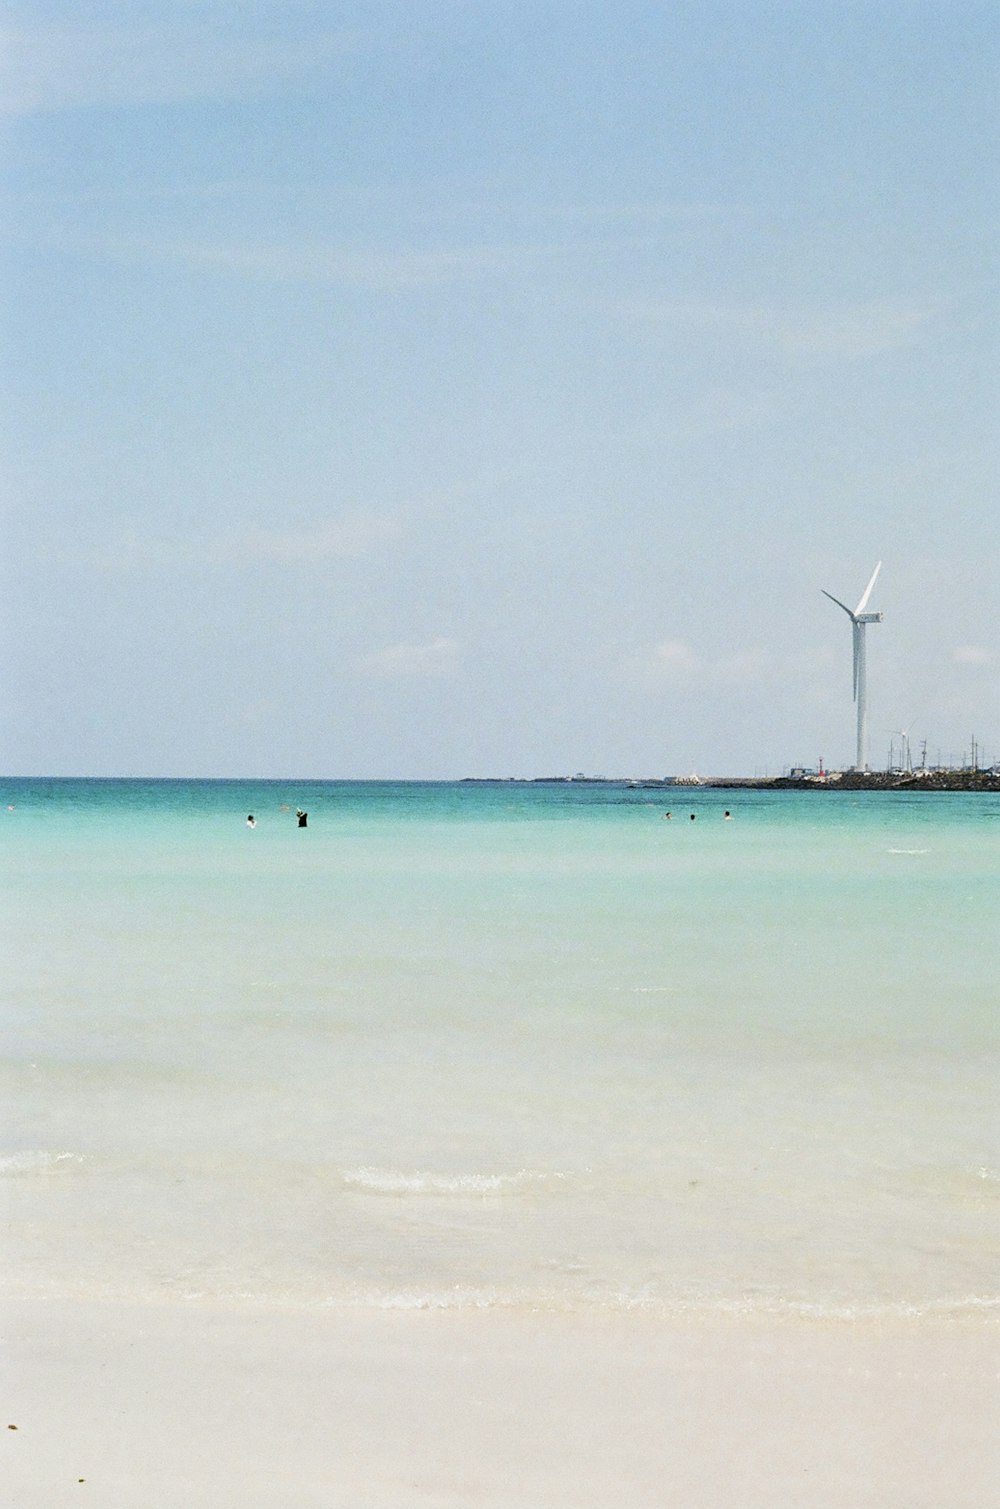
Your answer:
892;725;914;773
823;562;884;771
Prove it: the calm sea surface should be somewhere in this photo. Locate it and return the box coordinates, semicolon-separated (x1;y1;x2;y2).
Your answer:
3;778;998;1318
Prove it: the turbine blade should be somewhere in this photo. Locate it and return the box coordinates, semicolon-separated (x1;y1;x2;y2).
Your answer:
822;589;855;618
854;561;882;615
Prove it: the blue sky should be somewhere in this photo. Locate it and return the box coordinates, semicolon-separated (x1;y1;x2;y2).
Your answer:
2;0;996;776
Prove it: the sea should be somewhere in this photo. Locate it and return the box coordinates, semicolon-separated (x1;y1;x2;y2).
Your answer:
2;777;998;1322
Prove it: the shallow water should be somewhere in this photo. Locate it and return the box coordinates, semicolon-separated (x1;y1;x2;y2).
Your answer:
3;778;998;1317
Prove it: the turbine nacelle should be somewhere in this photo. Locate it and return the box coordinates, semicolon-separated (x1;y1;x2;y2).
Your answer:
821;561;883;624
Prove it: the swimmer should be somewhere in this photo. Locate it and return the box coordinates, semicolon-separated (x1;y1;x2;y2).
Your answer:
724;810;732;820
246;814;256;828
690;813;696;821
296;809;308;828
662;811;672;820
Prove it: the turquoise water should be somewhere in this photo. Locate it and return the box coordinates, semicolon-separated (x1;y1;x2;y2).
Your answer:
3;779;998;1317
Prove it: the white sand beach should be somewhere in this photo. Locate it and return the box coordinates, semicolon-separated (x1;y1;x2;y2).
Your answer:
3;1298;997;1508
6;783;999;1505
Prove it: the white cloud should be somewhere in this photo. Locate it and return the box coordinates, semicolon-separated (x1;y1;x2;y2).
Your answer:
355;637;461;679
953;644;994;666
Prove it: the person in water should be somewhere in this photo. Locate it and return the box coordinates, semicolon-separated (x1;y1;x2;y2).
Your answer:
296;809;308;828
246;814;256;828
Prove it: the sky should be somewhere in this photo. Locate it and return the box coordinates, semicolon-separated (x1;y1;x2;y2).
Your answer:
1;0;996;778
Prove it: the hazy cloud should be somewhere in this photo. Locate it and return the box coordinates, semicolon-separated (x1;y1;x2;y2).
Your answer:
220;514;402;564
356;637;461;679
622;298;935;360
628;641;783;689
32;227;660;291
0;19;362;115
651;639;698;676
953;644;994;666
82;512;402;572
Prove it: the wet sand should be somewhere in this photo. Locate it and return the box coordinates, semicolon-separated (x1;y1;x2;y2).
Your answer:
3;1297;997;1507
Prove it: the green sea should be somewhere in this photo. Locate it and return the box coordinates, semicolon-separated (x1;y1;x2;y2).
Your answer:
3;778;998;1318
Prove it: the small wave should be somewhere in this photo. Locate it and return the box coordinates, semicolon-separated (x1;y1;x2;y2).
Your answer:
887;848;930;855
0;1150;83;1177
342;1167;563;1196
345;1286;508;1311
687;1294;1000;1322
332;1286;1000;1321
99;1279;1000;1322
583;1290;1000;1322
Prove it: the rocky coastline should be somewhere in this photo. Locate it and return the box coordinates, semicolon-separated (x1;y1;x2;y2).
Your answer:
710;769;1000;792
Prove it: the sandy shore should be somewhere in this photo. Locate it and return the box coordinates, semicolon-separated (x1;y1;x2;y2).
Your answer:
3;1297;997;1508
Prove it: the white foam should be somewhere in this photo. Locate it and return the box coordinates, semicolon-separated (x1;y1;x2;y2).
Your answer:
342;1167;564;1196
0;1150;83;1176
887;848;930;855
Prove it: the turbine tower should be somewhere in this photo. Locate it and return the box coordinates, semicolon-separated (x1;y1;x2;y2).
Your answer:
823;562;884;771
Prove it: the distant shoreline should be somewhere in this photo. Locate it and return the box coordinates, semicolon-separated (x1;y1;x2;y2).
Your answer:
462;772;1000;792
4;772;998;792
